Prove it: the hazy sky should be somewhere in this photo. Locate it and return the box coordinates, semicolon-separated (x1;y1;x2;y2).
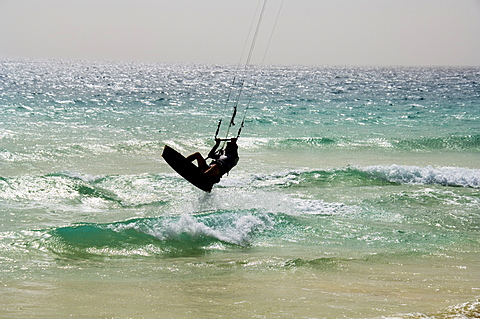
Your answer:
1;0;480;66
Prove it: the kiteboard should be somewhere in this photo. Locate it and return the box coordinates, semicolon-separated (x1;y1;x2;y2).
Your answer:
162;145;214;192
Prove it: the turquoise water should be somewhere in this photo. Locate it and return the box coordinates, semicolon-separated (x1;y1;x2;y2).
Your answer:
1;58;480;318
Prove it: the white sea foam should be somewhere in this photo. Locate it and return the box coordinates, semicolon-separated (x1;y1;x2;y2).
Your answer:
0;175;78;201
59;171;105;183
160;213;272;246
111;213;274;247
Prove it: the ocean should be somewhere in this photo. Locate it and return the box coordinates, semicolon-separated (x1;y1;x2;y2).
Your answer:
1;58;479;318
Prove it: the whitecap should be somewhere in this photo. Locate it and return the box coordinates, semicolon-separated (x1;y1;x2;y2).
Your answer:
359;164;480;188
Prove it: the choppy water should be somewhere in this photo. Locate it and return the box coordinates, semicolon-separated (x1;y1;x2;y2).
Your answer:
1;58;480;318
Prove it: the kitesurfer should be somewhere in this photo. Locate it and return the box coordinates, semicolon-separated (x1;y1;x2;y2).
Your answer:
186;138;239;184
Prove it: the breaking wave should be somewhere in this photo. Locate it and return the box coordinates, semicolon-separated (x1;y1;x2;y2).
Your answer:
252;165;480;189
359;164;480;188
45;211;275;257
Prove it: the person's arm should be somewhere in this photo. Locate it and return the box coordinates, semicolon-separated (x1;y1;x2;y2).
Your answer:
207;139;221;159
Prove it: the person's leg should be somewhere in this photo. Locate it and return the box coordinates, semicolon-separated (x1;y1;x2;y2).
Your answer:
186;152;207;168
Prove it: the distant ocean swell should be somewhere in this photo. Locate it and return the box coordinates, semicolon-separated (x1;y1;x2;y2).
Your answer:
254;134;480;151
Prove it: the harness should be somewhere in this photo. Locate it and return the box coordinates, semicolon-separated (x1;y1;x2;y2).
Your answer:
211;154;239;176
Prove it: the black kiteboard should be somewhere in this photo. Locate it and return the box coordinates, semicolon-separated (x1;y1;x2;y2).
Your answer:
162;145;214;192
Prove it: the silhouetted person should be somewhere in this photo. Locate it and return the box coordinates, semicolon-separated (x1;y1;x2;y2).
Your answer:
186;138;239;184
